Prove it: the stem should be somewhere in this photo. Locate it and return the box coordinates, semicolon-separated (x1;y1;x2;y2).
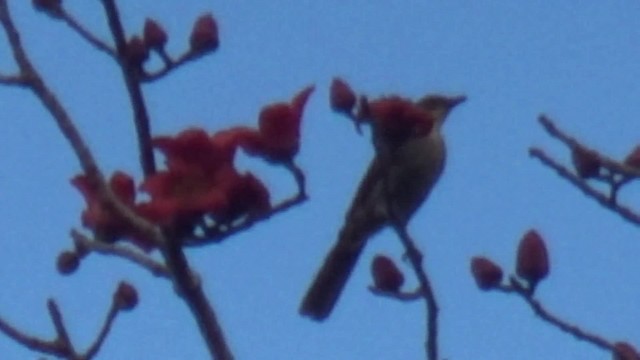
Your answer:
100;0;156;176
161;240;234;360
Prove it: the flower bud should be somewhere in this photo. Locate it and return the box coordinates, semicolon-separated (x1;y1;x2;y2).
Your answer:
571;147;600;178
371;255;404;292
330;77;357;114
470;257;503;290
33;0;62;12
613;342;640;360
56;251;80;275
190;13;219;53
516;229;550;288
143;18;168;50
114;281;138;311
125;36;149;67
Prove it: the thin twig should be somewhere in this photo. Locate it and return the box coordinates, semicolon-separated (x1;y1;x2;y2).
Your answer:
142;51;202;82
47;299;76;357
71;230;170;278
498;278;614;353
0;314;64;356
100;0;156;176
538;115;640;178
82;301;120;359
161;240;235;360
58;10;117;58
0;0;162;245
392;223;439;360
369;286;423;301
0;73;28;86
529;148;640;226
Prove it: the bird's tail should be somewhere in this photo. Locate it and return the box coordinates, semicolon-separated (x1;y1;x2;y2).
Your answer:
299;223;371;321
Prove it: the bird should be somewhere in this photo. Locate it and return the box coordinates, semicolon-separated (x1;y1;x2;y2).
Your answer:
299;94;466;321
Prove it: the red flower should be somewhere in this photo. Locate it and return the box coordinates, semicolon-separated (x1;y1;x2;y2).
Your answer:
144;18;168;50
516;229;550;288
242;86;314;162
141;128;272;226
153;128;235;174
330;77;357;113
371;255;404;292
71;172;155;251
139;166;229;226
470;257;503;290
190;13;219;53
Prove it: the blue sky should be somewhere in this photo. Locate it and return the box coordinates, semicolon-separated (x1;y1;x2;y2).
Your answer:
1;1;640;359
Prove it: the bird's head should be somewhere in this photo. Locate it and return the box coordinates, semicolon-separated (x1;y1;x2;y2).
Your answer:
416;94;466;125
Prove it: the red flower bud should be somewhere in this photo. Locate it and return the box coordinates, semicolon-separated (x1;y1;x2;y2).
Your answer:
371;255;404;292
470;257;503;290
516;229;550;287
614;342;640;360
126;36;149;67
571;147;600;178
330;77;357;114
33;0;62;12
56;251;80;275
114;281;138;311
190;13;219;53
143;18;168;50
624;145;640;169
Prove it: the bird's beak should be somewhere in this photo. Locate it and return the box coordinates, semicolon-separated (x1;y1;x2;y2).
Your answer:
449;95;467;107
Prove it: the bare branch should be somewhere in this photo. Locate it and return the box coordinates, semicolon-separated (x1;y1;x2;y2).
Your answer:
498;278;615;353
530;148;640;226
0;0;163;248
71;230;170;278
0;72;28;86
0;313;65;357
538;114;640;178
58;10;116;58
100;0;156;176
82;300;120;359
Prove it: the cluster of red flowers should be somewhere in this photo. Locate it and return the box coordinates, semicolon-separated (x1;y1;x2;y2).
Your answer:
72;86;314;251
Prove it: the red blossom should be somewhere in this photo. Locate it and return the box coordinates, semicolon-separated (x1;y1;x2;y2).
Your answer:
218;172;270;222
143;18;168;50
516;229;550;287
248;86;314;162
330;77;357;113
153;128;235;174
190;13;219;53
470;257;503;290
371;255;404;292
71;172;155;251
142;128;272;226
139;167;229;225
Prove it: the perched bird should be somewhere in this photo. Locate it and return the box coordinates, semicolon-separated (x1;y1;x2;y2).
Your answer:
300;94;466;321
